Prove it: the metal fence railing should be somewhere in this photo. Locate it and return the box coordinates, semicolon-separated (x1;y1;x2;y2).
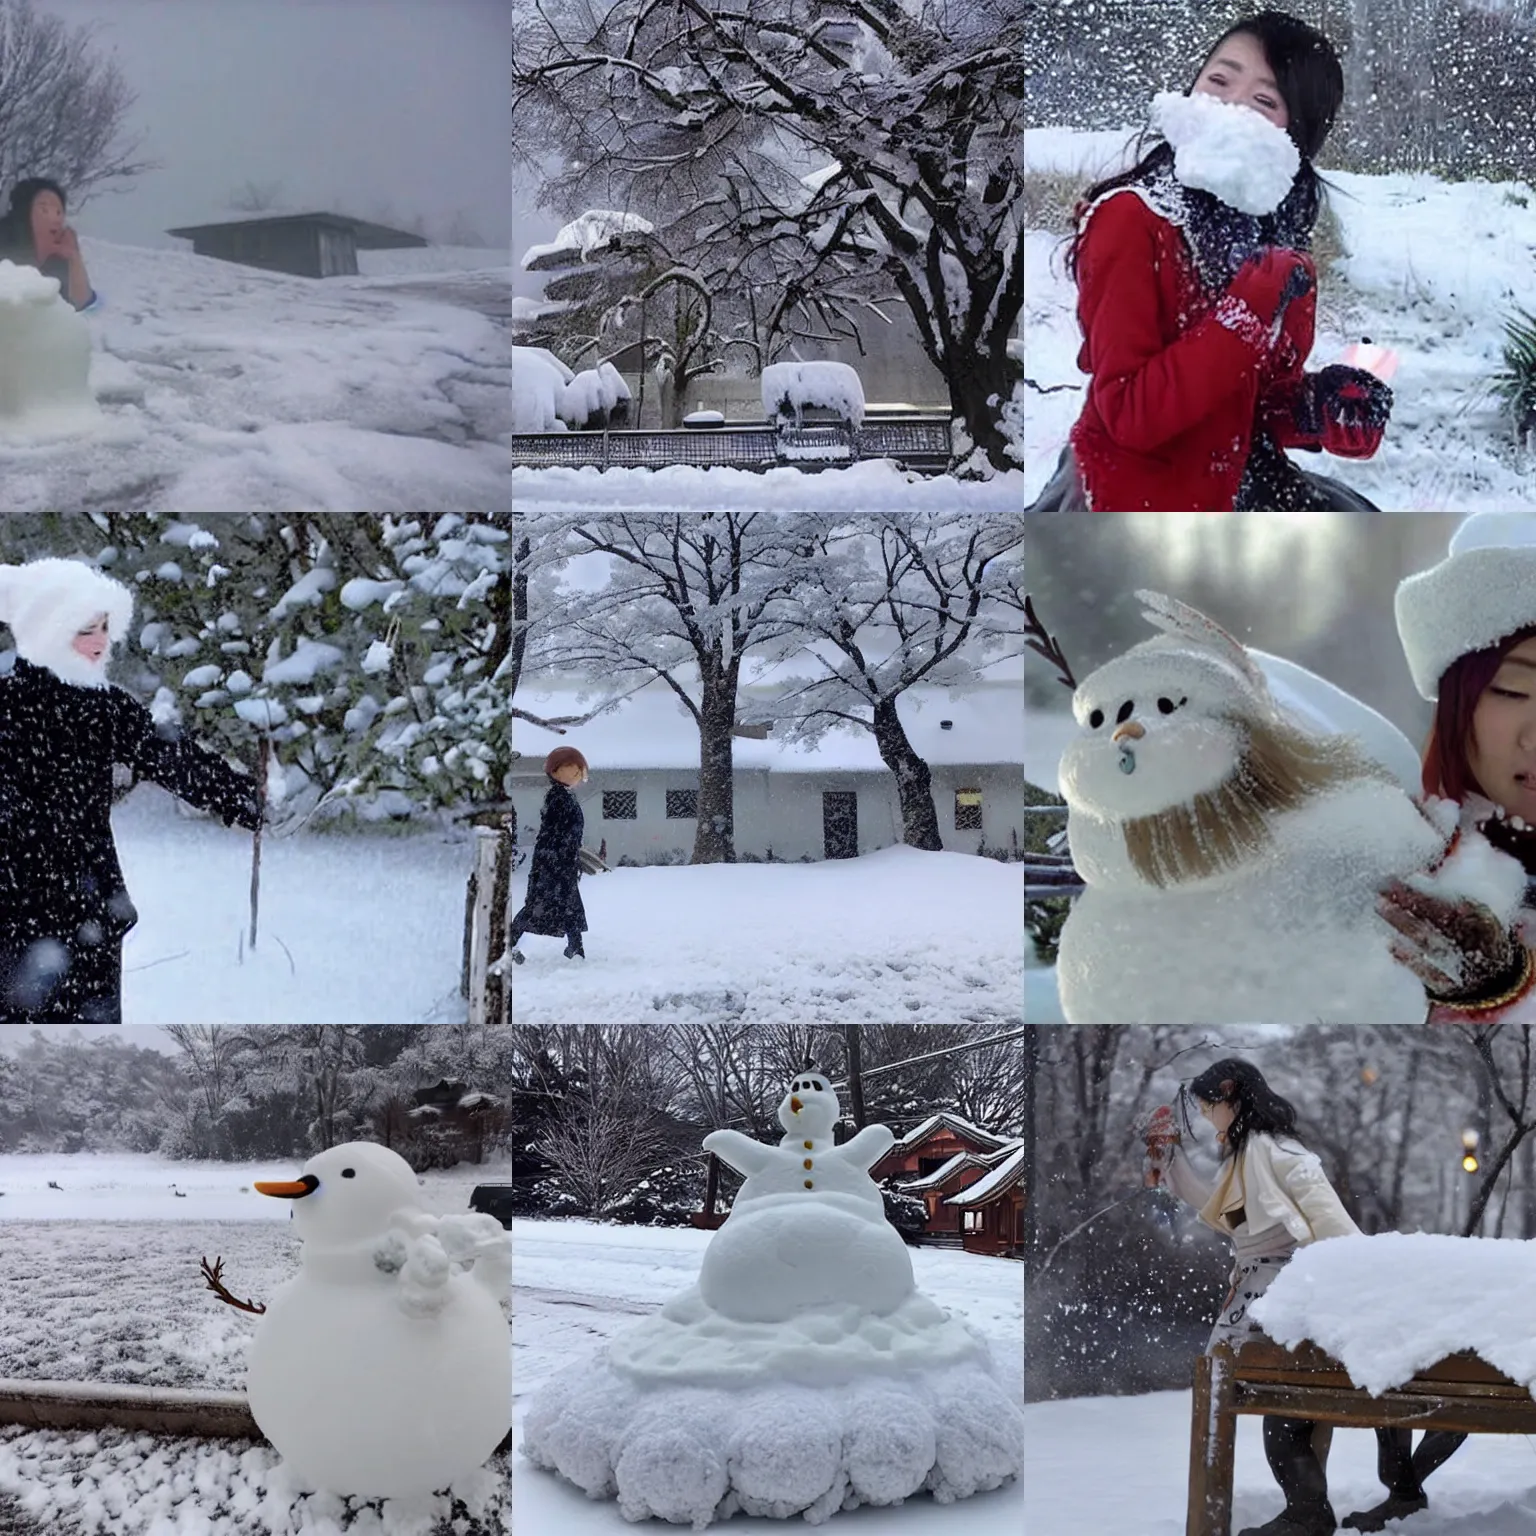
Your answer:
511;417;954;475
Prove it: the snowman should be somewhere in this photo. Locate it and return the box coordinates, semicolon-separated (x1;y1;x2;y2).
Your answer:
698;1069;912;1322
0;260;101;437
1056;590;1526;1024
244;1141;510;1500
521;1066;1026;1527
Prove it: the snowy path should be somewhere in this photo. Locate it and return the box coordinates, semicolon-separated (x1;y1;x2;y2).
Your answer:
512;1217;1023;1534
508;847;1024;1024
112;788;472;1025
1026;1388;1536;1534
0;240;510;513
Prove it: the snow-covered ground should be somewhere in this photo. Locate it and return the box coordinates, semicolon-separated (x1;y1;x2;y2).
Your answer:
112;783;472;1025
1026;1389;1536;1534
1023;124;1536;509
0;239;510;513
509;846;1023;1024
0;1152;508;1536
512;458;1027;512
512;1217;1022;1534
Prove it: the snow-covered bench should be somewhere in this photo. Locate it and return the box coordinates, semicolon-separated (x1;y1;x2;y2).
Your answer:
1189;1232;1536;1536
1187;1338;1536;1536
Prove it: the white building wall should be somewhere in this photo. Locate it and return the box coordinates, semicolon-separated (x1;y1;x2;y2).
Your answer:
513;763;1022;863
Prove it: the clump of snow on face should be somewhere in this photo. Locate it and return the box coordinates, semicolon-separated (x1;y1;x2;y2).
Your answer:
761;361;866;428
1251;1232;1536;1398
1151;90;1300;216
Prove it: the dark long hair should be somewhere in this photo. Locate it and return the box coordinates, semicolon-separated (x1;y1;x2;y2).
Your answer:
1187;1057;1301;1159
0;177;68;264
1066;11;1343;283
1421;625;1536;803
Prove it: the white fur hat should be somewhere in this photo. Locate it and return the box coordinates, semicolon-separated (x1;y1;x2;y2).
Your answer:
0;557;135;689
1395;515;1536;700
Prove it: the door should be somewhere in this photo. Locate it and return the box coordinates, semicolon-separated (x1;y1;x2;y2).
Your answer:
822;790;857;859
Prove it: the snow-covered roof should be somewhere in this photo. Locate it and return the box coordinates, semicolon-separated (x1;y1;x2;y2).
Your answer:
942;1144;1025;1208
521;210;656;270
898;1150;993;1192
512;677;1024;772
891;1111;1017;1153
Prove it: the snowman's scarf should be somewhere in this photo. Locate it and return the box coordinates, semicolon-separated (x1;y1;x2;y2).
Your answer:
1109;93;1314;298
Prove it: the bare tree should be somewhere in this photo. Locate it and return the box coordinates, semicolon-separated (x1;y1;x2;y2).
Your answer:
0;0;158;203
226;179;285;214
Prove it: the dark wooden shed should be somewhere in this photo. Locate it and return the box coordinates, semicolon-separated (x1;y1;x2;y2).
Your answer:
165;212;430;278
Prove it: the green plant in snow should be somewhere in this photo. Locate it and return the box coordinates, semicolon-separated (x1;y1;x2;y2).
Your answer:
1493;307;1536;448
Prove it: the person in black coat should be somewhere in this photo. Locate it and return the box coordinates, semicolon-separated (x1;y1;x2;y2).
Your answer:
510;746;589;962
0;558;261;1023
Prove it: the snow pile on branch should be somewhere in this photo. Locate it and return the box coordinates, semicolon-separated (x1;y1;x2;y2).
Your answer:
762;361;866;428
1251;1232;1536;1395
522;210;656;269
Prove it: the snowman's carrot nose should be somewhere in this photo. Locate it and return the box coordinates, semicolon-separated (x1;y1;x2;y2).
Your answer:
254;1174;319;1198
790;1097;803;1113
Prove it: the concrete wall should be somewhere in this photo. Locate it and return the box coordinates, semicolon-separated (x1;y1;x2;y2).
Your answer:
512;763;1023;863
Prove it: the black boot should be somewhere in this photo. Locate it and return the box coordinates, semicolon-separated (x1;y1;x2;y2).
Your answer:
563;939;585;959
1343;1427;1464;1532
1238;1417;1336;1536
509;928;525;965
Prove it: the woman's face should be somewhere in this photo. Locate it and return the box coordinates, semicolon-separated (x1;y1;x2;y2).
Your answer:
71;616;108;664
553;762;587;786
28;191;65;252
1468;636;1536;815
1192;32;1290;131
1197;1096;1237;1141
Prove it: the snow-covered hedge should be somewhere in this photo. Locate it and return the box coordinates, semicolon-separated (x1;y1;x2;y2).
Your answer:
761;360;866;428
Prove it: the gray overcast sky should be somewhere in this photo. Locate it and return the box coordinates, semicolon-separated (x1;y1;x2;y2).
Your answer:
37;0;509;251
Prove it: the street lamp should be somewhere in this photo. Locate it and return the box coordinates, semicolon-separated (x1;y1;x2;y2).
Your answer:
1462;1129;1480;1175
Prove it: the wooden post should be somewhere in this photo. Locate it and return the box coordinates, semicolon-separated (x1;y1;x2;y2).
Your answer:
1187;1347;1237;1536
248;738;269;950
468;827;500;1027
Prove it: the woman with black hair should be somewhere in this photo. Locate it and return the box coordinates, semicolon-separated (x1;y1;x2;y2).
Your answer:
0;177;99;312
1031;10;1392;512
1145;1059;1358;1536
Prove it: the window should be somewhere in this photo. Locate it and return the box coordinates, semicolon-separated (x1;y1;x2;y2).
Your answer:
963;1210;983;1232
666;789;698;818
955;788;982;831
603;791;637;820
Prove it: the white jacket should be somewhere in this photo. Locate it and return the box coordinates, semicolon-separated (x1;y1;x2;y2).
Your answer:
1164;1133;1360;1246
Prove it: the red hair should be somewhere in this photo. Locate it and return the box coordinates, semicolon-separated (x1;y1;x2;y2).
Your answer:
1421;625;1536;801
544;746;588;777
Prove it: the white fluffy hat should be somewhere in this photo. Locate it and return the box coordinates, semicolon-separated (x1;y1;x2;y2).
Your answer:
0;557;135;689
1395;515;1536;700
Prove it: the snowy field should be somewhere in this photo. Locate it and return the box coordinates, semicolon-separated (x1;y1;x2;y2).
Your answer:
0;239;510;513
508;847;1024;1024
1023;124;1536;509
511;1217;1022;1534
1026;1388;1536;1535
112;783;471;1025
0;1153;509;1536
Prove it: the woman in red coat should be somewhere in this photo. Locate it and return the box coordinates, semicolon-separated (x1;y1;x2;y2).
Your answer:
1030;10;1393;512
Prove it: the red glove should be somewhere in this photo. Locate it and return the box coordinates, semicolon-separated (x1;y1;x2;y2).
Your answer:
1226;249;1315;327
1308;364;1392;459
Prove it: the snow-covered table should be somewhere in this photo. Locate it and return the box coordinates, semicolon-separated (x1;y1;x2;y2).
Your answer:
1187;1338;1536;1536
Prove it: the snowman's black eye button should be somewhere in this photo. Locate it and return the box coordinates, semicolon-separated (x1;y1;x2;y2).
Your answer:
1157;697;1176;714
342;1169;356;1178
1088;708;1104;729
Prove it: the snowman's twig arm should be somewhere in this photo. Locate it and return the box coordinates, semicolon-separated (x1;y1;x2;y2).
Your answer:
199;1255;267;1315
835;1125;896;1171
703;1129;776;1177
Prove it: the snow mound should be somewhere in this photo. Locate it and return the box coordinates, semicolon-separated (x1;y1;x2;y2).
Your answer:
1251;1231;1536;1397
762;361;866;428
0;259;102;439
521;1345;1023;1527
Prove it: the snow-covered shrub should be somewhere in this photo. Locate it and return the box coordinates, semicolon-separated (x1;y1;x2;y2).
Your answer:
761;360;866;429
562;360;632;429
1494;307;1536;448
514;345;573;432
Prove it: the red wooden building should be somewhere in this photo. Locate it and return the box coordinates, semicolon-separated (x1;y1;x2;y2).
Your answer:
874;1112;1024;1258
